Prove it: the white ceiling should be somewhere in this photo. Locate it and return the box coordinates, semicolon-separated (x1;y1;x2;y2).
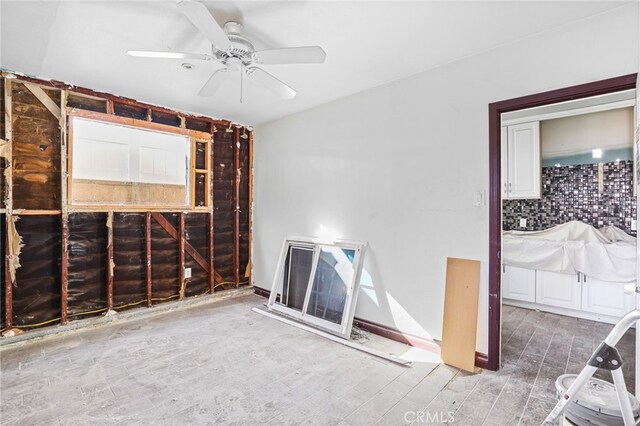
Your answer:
0;1;631;126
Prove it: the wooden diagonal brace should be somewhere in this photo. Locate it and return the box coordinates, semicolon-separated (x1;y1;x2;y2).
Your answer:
23;83;61;119
150;213;224;284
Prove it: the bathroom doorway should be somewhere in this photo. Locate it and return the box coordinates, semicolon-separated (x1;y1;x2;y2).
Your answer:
486;74;638;374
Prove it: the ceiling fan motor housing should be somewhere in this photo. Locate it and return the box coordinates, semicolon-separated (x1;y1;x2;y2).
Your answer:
213;22;254;69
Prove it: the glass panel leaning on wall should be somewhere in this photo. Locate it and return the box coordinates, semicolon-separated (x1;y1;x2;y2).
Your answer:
268;237;367;339
70;117;191;207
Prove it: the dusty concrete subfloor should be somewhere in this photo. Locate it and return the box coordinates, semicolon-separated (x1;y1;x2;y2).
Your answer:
0;296;636;425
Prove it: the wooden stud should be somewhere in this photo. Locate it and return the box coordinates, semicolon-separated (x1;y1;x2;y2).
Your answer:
60;213;69;324
146;108;152;122
206;137;212;209
151;212;222;283
106;99;114;115
66;117;75;207
208;211;215;293
233;128;240;287
66;108;210;140
106;211;114;311
9;210;62;215
4;215;13;329
23;83;62;119
209;128;216;292
4;78;12;213
60;89;68;325
4;78;13;330
67;206;210;213
7;74;238;132
247;130;253;284
145;212;152;307
179;212;185;299
190;137;196;208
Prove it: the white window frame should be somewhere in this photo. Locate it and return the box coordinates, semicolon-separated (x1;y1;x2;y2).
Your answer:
267;237;367;339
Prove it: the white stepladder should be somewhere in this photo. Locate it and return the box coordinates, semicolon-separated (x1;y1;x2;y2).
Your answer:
543;309;640;425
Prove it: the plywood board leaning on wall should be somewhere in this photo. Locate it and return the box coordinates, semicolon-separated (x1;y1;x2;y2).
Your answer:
441;257;481;373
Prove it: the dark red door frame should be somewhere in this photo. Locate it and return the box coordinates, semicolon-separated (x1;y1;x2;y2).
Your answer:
486;73;637;371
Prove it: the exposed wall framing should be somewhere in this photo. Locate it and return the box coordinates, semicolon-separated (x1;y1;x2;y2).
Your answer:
0;72;252;334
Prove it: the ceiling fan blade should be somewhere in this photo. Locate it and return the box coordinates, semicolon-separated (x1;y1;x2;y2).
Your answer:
127;50;214;61
198;69;229;97
176;0;231;50
246;67;296;100
253;46;326;65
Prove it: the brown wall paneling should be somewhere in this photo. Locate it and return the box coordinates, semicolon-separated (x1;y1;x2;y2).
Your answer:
151;213;180;302
213;127;235;283
112;213;146;309
11;82;61;210
184;212;209;297
67;213;107;317
238;134;250;283
12;215;62;326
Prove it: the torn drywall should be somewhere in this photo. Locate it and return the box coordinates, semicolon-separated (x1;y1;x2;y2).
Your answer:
7;215;23;283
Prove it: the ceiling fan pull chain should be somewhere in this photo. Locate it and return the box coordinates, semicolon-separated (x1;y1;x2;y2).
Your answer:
240;65;244;104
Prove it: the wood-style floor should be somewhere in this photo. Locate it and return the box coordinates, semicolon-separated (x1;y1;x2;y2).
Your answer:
498;304;636;423
0;296;635;425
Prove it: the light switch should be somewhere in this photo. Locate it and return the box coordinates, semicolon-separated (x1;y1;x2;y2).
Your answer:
519;218;527;228
632;219;637;231
184;268;192;279
474;190;486;207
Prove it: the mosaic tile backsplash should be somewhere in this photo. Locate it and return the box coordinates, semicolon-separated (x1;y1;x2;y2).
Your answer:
503;160;637;236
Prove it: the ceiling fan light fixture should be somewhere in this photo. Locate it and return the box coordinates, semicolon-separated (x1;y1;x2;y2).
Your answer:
226;57;242;72
130;1;325;101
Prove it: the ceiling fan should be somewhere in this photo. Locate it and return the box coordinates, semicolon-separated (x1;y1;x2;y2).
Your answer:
127;0;326;100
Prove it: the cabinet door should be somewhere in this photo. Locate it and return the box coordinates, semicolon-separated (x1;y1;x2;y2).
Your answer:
536;270;581;310
581;276;635;318
506;122;541;199
501;126;509;199
503;266;535;302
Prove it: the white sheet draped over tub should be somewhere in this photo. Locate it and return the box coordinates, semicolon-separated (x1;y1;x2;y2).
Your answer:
503;221;637;283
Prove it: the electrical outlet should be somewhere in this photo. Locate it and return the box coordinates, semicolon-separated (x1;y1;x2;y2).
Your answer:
519;218;527;228
184;268;192;279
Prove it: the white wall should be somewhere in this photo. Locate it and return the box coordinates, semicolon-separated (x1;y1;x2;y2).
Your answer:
253;5;639;354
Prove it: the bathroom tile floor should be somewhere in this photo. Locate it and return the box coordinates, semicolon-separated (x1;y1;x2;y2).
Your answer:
1;296;635;425
497;304;636;425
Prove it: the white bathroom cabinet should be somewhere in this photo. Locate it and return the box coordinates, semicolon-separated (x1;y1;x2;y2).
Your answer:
501;121;541;199
535;270;582;310
581;275;636;318
502;265;536;302
502;265;635;324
